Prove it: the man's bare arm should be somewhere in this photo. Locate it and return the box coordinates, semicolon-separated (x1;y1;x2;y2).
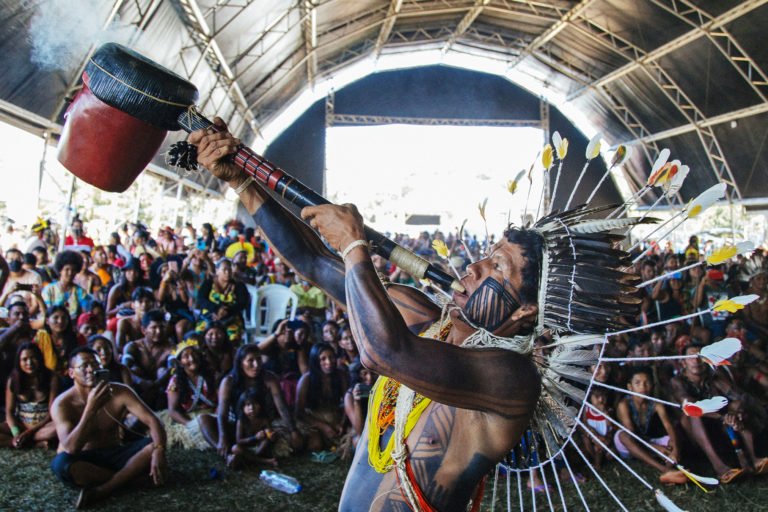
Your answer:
119;385;166;448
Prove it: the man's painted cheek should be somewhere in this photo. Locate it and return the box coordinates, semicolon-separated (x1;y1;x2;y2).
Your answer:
464;277;521;331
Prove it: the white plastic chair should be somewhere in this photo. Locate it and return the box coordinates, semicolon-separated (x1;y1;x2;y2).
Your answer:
244;284;298;343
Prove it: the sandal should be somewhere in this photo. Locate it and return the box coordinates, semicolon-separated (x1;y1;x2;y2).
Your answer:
718;467;744;484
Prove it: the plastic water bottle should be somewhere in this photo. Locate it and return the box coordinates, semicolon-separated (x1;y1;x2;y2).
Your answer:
259;470;302;494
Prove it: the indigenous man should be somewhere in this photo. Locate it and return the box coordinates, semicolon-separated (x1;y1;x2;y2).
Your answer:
51;347;167;509
190;120;542;511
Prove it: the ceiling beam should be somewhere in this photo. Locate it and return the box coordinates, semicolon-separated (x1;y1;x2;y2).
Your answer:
641;61;742;199
172;0;256;137
506;0;599;70
440;0;491;56
373;0;403;59
301;0;318;87
567;0;768;101
611;102;768;148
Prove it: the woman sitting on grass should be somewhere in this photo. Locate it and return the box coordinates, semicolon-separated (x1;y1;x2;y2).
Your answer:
216;345;301;462
1;342;58;448
161;337;219;450
295;342;348;452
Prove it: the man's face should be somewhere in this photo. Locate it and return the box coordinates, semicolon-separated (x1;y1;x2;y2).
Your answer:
71;221;83;235
143;320;165;344
628;372;652;396
9;305;29;325
453;239;528;332
69;353;100;387
134;297;154;316
682;346;704;374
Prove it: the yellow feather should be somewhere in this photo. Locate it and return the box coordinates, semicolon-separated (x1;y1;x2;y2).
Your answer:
542;144;554;169
707;245;738;265
431;239;449;259
713;299;743;313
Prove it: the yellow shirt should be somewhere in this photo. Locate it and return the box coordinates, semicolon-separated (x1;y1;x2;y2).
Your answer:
34;330;58;373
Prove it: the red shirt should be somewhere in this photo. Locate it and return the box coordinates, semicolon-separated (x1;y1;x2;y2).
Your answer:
64;235;95;248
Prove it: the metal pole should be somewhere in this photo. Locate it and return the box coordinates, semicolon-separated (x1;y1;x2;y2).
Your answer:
37;132;49;210
59;174;76;252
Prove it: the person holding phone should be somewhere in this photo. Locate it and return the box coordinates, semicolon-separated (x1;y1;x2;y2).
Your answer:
51;347;168;509
0;249;42;315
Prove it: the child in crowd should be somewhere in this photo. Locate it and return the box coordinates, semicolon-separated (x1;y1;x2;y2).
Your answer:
228;388;280;469
581;387;614;470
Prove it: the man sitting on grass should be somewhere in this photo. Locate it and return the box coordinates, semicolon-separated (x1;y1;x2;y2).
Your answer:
50;347;167;509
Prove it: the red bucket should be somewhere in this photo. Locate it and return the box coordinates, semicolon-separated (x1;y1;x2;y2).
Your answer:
57;82;168;193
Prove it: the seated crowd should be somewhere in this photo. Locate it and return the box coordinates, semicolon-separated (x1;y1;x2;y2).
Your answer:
0;217;767;506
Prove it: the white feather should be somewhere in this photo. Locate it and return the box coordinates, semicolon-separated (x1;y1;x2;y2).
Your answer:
651;148;671;175
699;337;742;366
549;349;599;367
570;218;639;233
542;334;606;349
731;294;760;305
675;466;719;487
682;396;729;417
585;133;602;160
687;182;727;217
665;164;689;197
655;490;687;512
548;364;593;384
736;241;755;254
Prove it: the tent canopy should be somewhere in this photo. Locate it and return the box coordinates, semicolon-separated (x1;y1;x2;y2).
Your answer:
0;0;765;203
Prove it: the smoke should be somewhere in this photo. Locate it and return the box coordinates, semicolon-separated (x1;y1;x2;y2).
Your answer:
28;0;141;72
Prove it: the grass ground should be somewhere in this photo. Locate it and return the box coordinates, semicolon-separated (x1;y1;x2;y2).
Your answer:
0;448;767;511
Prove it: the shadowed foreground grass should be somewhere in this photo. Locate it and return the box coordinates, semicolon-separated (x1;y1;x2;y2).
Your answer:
0;448;767;511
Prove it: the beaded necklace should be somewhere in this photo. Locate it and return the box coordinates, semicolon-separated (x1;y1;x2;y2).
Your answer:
367;321;452;474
